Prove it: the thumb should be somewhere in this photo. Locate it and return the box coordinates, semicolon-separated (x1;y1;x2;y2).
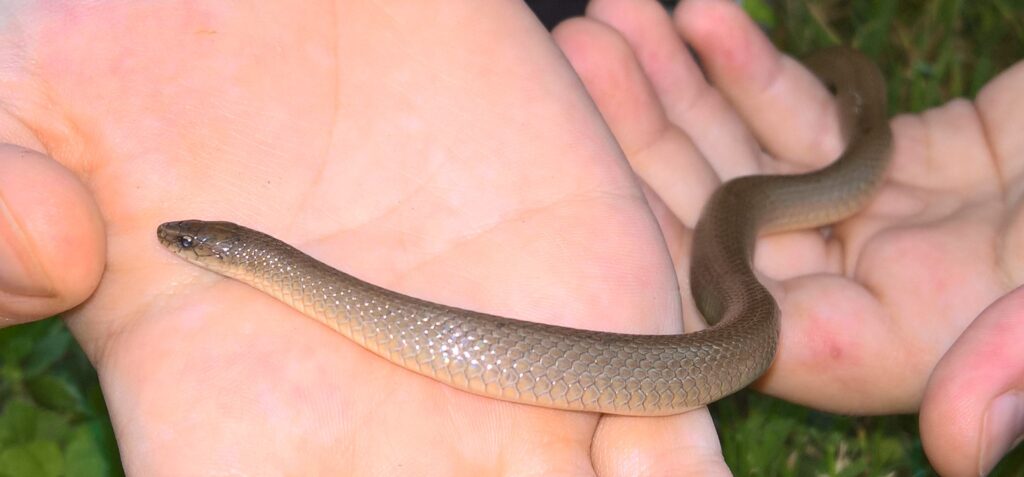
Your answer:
920;286;1024;476
0;145;104;324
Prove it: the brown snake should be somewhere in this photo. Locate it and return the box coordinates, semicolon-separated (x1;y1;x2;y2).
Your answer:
157;47;891;416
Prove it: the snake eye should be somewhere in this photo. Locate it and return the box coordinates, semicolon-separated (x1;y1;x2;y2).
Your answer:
179;235;195;249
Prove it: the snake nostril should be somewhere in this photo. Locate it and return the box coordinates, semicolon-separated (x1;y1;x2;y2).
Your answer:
149;46;891;415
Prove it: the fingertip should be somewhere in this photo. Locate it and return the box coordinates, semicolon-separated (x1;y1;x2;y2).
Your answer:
553;16;662;137
675;0;844;166
586;0;710;123
0;145;104;323
551;17;622;80
587;0;683;73
921;287;1024;476
553;15;716;225
675;0;773;71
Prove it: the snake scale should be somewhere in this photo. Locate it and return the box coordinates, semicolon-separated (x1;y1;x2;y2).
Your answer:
157;47;891;416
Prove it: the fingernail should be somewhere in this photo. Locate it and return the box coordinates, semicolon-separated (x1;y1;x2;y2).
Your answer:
0;196;54;297
980;391;1024;475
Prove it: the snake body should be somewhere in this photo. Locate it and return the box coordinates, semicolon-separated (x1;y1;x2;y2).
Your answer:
157;47;891;416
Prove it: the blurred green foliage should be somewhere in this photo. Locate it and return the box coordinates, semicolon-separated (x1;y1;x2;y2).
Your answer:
1;0;1022;476
0;319;121;477
755;0;1024;113
713;1;1023;475
712;393;931;476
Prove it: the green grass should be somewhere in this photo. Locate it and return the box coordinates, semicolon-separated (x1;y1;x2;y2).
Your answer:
1;1;1022;475
712;392;931;476
755;0;1024;114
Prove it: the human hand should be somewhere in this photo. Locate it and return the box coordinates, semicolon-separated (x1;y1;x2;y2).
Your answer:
0;0;746;474
554;0;1024;474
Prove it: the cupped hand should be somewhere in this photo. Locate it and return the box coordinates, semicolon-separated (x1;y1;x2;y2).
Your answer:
0;1;731;475
555;0;1024;474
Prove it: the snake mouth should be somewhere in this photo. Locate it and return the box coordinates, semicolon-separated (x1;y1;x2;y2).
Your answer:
157;221;195;251
157;220;220;260
157;220;245;266
157;221;180;249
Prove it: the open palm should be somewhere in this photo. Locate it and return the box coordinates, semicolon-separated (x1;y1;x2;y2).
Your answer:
556;0;1024;474
0;1;727;475
6;0;1021;475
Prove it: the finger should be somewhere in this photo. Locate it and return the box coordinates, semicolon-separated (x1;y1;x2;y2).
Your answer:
978;60;1024;193
555;15;728;474
759;274;919;414
675;0;845;168
592;411;730;477
0;145;104;324
553;16;716;227
587;0;762;180
920;287;1024;476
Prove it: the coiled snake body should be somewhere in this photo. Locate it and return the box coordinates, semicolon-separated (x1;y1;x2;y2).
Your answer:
157;47;891;416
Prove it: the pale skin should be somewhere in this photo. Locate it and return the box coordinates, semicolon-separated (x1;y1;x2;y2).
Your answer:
0;1;1020;476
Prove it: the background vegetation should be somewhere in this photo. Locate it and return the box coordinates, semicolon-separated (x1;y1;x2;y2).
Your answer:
716;1;1024;475
1;0;1022;475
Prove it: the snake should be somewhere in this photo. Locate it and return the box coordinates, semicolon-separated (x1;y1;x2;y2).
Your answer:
156;47;891;416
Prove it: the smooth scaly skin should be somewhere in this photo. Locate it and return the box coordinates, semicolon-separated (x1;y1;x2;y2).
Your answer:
157;47;891;416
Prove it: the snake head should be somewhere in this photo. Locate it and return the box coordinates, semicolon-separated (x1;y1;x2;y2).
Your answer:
157;220;244;269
